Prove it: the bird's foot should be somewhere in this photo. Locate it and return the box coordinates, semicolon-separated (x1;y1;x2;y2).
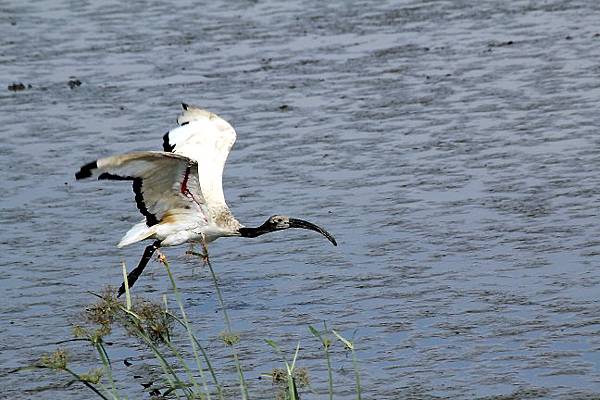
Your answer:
185;243;196;258
200;240;210;266
185;237;210;266
185;250;209;266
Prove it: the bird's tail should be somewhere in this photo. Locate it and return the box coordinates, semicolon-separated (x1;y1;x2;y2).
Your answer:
118;221;155;248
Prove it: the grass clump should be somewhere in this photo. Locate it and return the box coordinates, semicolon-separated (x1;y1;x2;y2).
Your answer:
85;287;120;327
123;298;174;344
39;348;69;371
13;253;363;400
79;368;104;384
219;332;240;347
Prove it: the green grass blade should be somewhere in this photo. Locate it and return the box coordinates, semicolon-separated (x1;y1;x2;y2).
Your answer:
308;326;320;338
331;330;353;351
167;310;224;399
163;339;203;398
202;250;248;400
264;339;281;352
64;367;111;400
331;330;360;400
287;375;298;400
121;261;132;311
290;342;301;372
94;342;118;400
309;324;334;399
120;309;186;399
159;253;211;399
351;350;362;400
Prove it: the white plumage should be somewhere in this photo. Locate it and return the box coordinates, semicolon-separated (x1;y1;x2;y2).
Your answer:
76;103;336;296
167;106;237;209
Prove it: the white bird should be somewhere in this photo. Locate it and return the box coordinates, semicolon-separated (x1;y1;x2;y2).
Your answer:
76;103;337;296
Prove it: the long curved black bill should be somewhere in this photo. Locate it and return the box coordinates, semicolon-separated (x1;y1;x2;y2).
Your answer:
288;218;337;246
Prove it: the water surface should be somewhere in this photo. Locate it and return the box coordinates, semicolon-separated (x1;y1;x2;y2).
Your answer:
3;0;600;398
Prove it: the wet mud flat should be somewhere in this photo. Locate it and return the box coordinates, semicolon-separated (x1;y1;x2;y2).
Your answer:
3;0;600;398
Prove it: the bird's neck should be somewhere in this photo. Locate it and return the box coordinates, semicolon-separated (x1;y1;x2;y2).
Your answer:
211;207;242;233
238;222;272;238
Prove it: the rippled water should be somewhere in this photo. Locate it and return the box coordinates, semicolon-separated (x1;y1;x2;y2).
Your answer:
3;0;600;398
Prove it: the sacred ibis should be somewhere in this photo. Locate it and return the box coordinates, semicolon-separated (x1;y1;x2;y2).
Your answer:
76;103;336;296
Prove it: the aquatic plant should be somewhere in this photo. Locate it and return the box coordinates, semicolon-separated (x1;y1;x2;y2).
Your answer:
186;246;248;400
264;339;304;400
309;324;334;400
332;330;362;400
11;255;362;399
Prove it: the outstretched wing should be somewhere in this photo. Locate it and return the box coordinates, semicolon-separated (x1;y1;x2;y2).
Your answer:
162;104;236;209
75;151;208;227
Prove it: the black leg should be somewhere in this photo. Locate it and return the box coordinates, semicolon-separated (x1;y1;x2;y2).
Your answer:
118;240;161;297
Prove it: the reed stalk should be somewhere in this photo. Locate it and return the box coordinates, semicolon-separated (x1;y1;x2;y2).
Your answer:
64;367;111;400
94;341;118;400
332;330;361;400
158;252;212;399
166;310;224;399
265;339;301;400
120;306;186;399
189;243;249;400
308;324;333;400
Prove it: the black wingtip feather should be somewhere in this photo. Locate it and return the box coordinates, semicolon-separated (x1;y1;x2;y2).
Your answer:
75;161;98;180
91;172;159;227
182;103;189;110
133;178;159;226
98;172;131;181
163;131;175;152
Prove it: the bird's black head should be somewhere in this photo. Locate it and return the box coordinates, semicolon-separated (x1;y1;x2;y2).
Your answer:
263;215;292;230
240;215;337;246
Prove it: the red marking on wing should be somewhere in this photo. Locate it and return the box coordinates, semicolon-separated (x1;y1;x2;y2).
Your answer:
181;166;190;195
180;166;203;217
